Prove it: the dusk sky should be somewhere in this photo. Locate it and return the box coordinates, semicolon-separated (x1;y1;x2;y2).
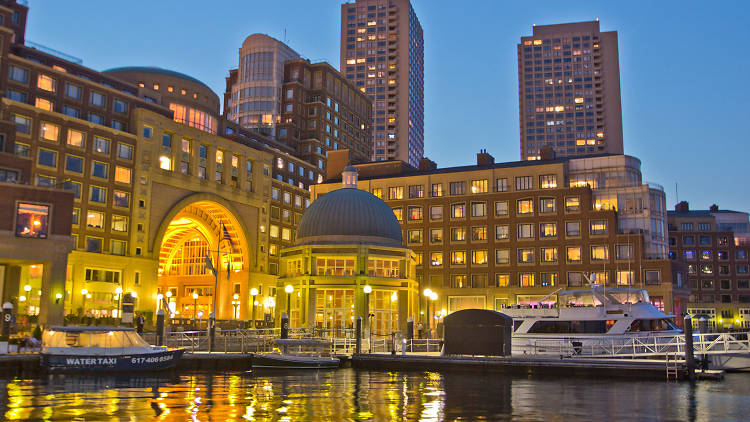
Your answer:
25;0;750;212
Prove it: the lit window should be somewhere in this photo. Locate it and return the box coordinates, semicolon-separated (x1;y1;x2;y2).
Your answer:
15;203;49;238
517;198;534;215
93;136;110;155
39;122;60;142
37;74;56;92
86;211;105;228
67;129;85;148
112;215;128;232
35;97;53;111
566;247;581;262
114;166;132;184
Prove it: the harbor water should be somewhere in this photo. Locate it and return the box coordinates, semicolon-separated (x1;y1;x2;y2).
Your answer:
1;368;748;421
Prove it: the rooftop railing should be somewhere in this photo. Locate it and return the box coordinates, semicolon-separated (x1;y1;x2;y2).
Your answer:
25;40;83;64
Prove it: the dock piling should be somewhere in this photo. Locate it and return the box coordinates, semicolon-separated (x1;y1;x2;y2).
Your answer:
684;315;695;382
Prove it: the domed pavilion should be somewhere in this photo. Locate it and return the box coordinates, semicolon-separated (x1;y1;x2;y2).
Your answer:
278;166;418;335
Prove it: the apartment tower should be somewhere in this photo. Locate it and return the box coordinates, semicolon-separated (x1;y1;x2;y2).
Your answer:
340;0;424;167
518;21;623;160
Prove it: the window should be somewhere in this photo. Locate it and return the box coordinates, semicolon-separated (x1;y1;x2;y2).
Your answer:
519;273;535;287
738;265;749;275
566;247;581;262
38;148;57;167
495;201;509;217
541;247;558;263
539;197;556;213
472;250;488;265
515;176;533;190
699;235;711;246
568;272;584;287
451;203;465;218
430;206;443;220
13;114;31;134
371;188;382;199
496;274;510;287
94;136;110;155
591;245;609;261
683;236;695;246
540;273;557;287
269;225;279;239
86;237;103;253
565;196;580;212
566;221;581;237
88;113;104;125
518;223;534;239
67;129;85;148
450;275;468;289
367;258;399;277
431;183;443;197
35;97;53;111
38;74;56;92
540;174;557;189
408;185;424;198
495;225;509;240
451;251;466;265
617;270;633;286
388;186;403;199
645;270;661;286
63;181;81;198
391;207;403;222
15;142;30;157
112;215;128;232
408;206;423;221
15;203;49;238
451;227;466;242
616;245;633;260
681;223;694;231
429;228;443;243
471;201;487;217
281;228;291;241
113;99;128;114
86;211;105;228
540;222;556;238
449;181;466;195
9;65;29;83
471;179;487;193
91;161;108;179
407;229;422;243
65;155;83;173
495;249;510;265
701;250;711;261
6;89;27;103
517;198;533;215
738;251;748;260
117;143;133;160
63;106;80;118
496;178;508;192
65;83;82;99
471;226;487;241
430;252;443;267
518;248;535;263
588;220;607;236
89;186;107;203
90;91;106;107
114;166;131;184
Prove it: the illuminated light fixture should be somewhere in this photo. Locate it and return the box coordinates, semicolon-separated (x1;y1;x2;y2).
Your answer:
285;285;294;294
86;294;92;299
391;292;398;302
159;156;171;170
81;288;88;295
131;292;137;298
250;288;259;296
423;288;433;297
55;293;62;299
165;291;172;298
233;294;239;300
19;296;27;302
363;285;372;294
193;292;199;300
115;287;123;295
24;285;31;292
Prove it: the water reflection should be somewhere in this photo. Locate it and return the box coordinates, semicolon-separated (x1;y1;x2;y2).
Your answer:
0;369;748;421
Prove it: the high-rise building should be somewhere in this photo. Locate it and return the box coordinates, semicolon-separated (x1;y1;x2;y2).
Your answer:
225;34;300;136
518;21;623;160
340;0;424;167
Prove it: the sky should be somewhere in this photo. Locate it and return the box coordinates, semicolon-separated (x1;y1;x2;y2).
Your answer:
24;0;750;212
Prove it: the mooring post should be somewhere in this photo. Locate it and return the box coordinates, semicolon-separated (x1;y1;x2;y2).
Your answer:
684;314;696;381
2;302;13;338
156;309;165;346
355;316;362;355
280;313;289;339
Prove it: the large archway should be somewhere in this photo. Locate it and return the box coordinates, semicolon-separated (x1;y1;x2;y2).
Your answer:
155;198;251;320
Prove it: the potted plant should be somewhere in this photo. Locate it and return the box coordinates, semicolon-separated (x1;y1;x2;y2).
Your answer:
0;335;8;354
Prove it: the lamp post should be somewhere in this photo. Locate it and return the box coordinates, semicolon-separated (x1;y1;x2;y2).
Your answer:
429;291;438;338
156;293;164;311
284;285;294;320
165;291;173;319
423;288;433;333
232;293;240;319
81;288;88;316
250;287;259;328
192;292;199;321
115;287;123;321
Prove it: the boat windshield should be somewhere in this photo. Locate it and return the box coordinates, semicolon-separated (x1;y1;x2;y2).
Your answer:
43;330;150;348
628;319;679;332
559;288;650;307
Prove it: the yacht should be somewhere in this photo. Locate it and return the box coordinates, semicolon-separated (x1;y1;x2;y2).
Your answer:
502;286;750;371
41;326;185;371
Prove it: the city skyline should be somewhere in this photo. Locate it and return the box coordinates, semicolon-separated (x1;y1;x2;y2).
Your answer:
23;0;750;212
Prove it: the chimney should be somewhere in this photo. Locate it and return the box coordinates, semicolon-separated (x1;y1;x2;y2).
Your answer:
341;165;358;189
674;201;689;212
418;157;437;171
476;149;494;166
539;146;556;161
709;204;719;212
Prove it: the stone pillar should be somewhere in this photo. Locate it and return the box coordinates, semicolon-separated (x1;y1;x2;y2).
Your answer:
3;266;22;304
398;290;409;333
307;287;316;328
38;258;67;327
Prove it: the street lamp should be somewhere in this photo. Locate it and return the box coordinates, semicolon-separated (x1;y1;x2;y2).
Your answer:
250;287;259;328
115;287;123;320
285;285;294;318
81;288;88;316
423;288;434;336
232;293;240;319
429;291;438;337
156;293;164;311
192;292;199;321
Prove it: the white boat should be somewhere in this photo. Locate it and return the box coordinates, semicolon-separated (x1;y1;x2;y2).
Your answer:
501;287;750;371
41;326;184;371
252;339;340;369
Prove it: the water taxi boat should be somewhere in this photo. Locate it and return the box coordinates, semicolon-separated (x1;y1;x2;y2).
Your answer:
41;326;185;371
252;339;340;369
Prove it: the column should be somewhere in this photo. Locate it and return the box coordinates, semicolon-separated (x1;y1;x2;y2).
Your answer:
2;265;22;304
38;258;67;327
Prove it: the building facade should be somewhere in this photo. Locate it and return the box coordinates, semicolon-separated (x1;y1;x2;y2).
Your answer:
668;202;750;330
518;21;623;160
340;0;424;166
314;150;677;329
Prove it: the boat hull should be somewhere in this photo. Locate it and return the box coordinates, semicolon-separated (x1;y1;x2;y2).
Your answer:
705;354;750;372
252;353;340;369
42;348;185;372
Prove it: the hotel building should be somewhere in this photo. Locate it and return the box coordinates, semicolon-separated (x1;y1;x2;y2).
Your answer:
518;21;623;160
340;0;424;166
